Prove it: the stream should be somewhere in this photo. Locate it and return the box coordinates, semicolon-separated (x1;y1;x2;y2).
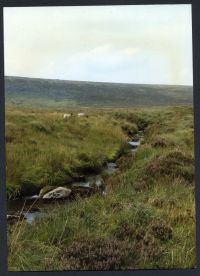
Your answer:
7;133;143;225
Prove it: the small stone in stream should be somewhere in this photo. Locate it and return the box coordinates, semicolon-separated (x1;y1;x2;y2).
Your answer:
42;187;72;199
107;162;117;168
128;141;141;147
105;163;118;175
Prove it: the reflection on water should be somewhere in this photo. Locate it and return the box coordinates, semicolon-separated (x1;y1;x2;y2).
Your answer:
24;211;45;224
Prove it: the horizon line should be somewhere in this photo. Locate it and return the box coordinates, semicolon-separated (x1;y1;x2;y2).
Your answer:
5;75;193;87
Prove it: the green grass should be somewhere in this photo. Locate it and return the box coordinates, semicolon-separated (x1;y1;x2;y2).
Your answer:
7;105;196;270
6;107;127;198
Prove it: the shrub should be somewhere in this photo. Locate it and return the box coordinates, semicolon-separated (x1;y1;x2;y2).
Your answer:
113;222;136;240
145;150;194;183
151;198;164;208
151;220;173;241
60;236;137;270
140;233;163;261
151;137;168;148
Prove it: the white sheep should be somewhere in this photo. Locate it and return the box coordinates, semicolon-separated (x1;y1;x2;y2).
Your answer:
63;113;72;119
77;113;85;117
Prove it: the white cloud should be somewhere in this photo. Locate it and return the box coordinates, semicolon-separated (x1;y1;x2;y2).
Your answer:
3;4;193;85
91;44;113;54
119;47;140;56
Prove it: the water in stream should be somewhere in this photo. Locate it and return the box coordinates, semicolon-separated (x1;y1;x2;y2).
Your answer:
7;135;142;224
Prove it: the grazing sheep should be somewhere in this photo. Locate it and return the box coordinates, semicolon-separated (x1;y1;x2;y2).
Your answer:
77;113;85;117
63;113;72;119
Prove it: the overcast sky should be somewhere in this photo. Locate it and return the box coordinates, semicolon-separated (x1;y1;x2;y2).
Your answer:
3;5;193;85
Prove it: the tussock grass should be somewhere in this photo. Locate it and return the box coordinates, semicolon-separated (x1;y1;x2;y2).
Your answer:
7;105;196;270
6;107;126;198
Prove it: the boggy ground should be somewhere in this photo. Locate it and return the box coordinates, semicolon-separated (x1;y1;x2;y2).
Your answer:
7;105;196;270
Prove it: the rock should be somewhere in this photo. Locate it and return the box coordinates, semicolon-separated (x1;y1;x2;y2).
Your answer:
107;162;117;168
39;186;56;198
128;141;141;147
42;187;72;199
104;163;118;175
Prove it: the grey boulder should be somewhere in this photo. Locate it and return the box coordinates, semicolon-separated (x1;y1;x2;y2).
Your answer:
42;187;72;199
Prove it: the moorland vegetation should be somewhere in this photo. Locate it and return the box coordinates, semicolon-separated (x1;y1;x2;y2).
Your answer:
7;105;196;270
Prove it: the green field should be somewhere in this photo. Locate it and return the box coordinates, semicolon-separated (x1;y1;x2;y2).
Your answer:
7;104;196;270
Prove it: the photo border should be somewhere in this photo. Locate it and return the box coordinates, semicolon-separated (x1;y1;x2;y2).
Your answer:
0;0;199;275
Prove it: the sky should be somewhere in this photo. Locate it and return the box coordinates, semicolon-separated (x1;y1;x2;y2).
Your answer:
3;5;193;85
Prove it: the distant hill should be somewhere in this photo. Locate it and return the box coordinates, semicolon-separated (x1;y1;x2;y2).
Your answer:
5;76;193;108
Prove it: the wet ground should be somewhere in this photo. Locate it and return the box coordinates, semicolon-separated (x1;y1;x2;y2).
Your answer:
7;134;143;224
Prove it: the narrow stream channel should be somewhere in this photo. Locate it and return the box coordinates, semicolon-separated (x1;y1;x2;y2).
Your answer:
7;132;143;225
